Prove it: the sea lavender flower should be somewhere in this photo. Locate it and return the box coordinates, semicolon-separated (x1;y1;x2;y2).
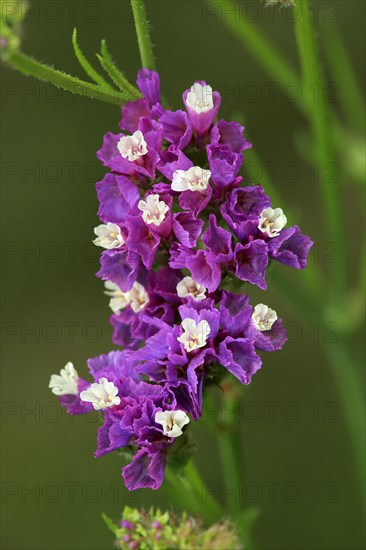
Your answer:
49;69;312;490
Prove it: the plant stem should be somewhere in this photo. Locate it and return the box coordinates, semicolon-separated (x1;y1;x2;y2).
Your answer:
164;468;201;516
131;0;156;70
4;50;131;105
244;139;324;300
322;343;365;497
294;0;345;305
217;389;244;518
185;460;224;521
218;430;243;518
269;268;365;504
211;0;299;93
165;460;223;524
322;24;364;135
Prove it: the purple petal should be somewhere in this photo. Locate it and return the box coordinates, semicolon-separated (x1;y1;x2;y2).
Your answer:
97;249;140;292
222;186;271;224
206;144;243;189
96;173;140;224
125;216;160;270
201;214;233;262
137;69;160;106
218;336;262;384
120;98;151;132
95;412;133;457
133;327;172;361
87;349;140;380
178;186;212;216
169;243;195;270
122;448;166;491
169;378;203;420
97;131;159;179
186;250;222;292
149;267;182;303
110;310;140;349
234;240;268;290
251;318;288;352
157;146;193;180
96;131;123;168
210;119;252;153
159;109;192;149
220;290;252;337
268;226;314;269
138;117;163;152
59;379;93;415
172;212;204;247
178;303;220;340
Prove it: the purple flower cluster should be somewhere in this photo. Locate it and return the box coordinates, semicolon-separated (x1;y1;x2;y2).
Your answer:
49;70;313;491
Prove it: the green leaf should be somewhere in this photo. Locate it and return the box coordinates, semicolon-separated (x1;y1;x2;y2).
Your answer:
97;39;141;100
72;28;112;90
5;51;132;106
101;513;119;535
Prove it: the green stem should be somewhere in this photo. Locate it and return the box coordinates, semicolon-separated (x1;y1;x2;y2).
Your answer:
217;389;244;519
4;50;131;105
241;131;324;300
186;460;224;521
165;460;223;524
218;431;243;518
211;0;299;93
164;468;201;515
294;0;345;305
269;267;322;321
322;343;365;496
322;24;364;135
131;0;156;70
268;269;364;504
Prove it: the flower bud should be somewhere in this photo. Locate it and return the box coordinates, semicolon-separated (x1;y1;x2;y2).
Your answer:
108;506;241;549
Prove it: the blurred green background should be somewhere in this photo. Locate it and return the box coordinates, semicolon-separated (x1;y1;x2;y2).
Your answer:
1;1;365;549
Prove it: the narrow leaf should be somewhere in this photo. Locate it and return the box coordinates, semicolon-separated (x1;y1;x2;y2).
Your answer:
5;51;131;106
97;40;141;100
72;28;113;90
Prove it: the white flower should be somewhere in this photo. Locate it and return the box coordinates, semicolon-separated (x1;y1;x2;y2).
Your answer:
80;378;120;410
155;410;190;438
138;194;169;226
128;282;150;313
186;82;214;113
252;303;278;331
171;166;211;193
49;362;79;396
104;281;131;313
176;277;207;301
93;223;124;249
178;318;210;352
258;207;287;238
117;130;148;161
104;281;149;313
